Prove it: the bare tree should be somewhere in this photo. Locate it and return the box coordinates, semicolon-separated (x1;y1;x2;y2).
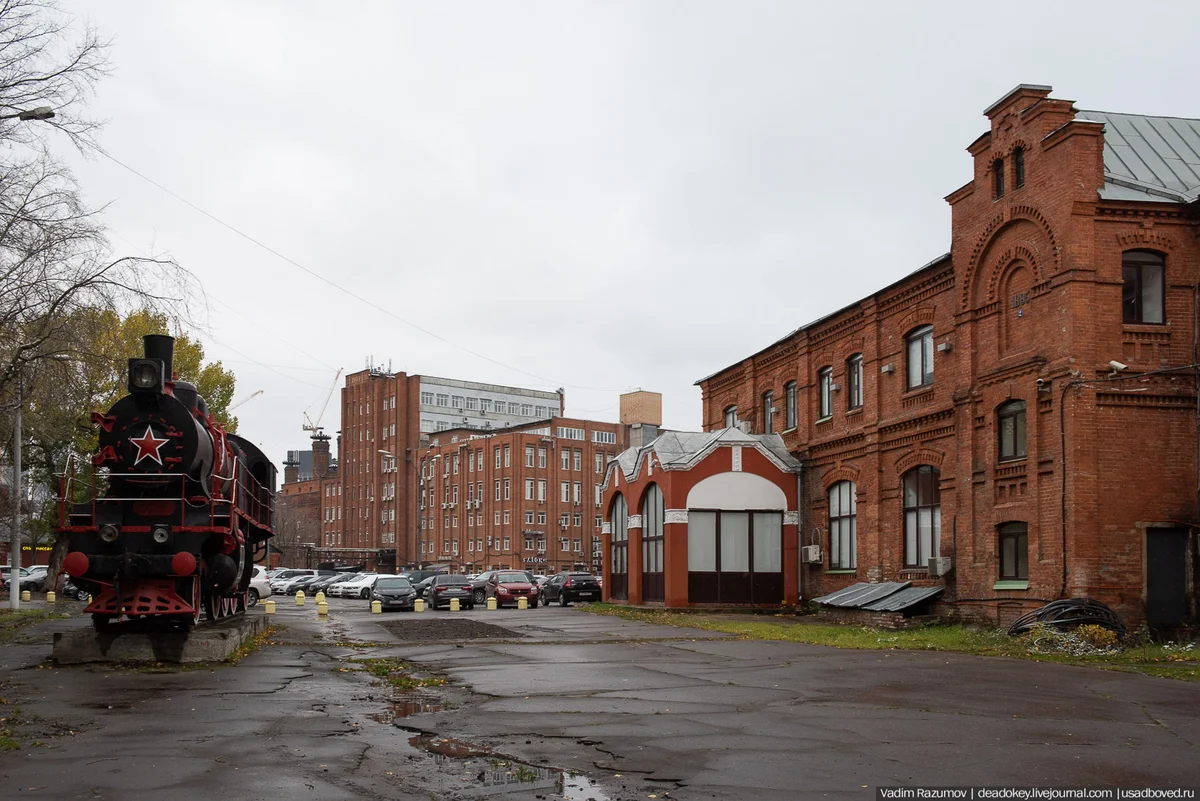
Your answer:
0;0;109;150
0;1;199;581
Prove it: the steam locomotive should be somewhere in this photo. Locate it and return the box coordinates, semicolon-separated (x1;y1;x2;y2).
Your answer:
58;334;275;629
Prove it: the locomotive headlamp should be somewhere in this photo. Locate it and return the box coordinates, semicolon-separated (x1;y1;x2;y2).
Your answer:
128;358;164;393
99;524;119;543
151;526;170;544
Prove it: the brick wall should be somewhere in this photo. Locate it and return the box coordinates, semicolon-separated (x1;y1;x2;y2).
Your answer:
697;86;1200;626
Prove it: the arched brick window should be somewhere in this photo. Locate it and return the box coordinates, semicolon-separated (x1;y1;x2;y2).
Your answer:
828;481;856;569
902;466;940;568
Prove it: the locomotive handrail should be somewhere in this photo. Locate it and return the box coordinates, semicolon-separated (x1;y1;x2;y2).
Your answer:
58;451;274;533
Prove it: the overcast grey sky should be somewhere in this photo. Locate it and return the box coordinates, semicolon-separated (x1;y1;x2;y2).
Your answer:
56;0;1200;466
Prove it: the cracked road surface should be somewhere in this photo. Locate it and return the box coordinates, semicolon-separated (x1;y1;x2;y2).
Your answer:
2;602;1200;800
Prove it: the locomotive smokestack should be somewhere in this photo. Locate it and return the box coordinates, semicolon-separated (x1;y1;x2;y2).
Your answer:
144;334;175;380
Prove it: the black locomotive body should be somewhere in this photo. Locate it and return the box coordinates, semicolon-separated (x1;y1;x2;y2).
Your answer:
58;334;275;629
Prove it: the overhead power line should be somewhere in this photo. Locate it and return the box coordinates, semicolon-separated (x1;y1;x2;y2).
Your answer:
93;145;622;394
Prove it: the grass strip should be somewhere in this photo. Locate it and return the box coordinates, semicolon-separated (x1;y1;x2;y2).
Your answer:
581;604;1200;681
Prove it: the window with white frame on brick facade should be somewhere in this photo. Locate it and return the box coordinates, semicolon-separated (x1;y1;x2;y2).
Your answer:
504;479;510;500
560;448;570;470
906;325;934;389
525;445;535;467
828;480;856;569
762;390;774;434
847;354;863;410
724;405;737;427
903;466;940;568
538;447;547;468
818;367;833;419
573;449;581;470
525;511;534;524
561;481;569;502
525;479;534;500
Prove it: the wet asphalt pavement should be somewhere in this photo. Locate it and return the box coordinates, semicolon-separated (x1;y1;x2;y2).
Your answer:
1;599;1200;800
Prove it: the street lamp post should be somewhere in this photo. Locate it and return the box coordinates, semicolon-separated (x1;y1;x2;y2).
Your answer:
4;107;55;611
9;377;21;611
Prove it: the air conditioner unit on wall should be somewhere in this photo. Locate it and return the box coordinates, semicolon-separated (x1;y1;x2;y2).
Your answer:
802;545;822;563
928;557;953;577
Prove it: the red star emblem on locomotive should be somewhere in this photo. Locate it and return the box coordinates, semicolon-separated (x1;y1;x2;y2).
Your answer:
129;425;170;466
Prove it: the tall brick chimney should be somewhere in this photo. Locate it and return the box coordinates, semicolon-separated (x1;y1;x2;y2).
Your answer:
282;458;299;485
312;434;331;480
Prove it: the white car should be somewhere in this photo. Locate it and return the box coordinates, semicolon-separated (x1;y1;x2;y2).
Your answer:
336;573;384;600
248;566;272;606
325;574;364;598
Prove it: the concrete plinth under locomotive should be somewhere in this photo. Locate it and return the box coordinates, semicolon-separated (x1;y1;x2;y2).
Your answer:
57;334;277;630
52;611;269;665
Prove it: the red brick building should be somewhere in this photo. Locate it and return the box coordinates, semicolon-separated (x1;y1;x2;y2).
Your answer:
689;85;1200;628
417;415;626;575
600;428;802;607
280;367;564;571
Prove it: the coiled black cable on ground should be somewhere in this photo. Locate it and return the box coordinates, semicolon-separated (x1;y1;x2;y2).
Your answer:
1007;598;1128;637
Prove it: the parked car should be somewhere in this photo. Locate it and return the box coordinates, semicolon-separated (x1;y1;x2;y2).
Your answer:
326;574;365;598
372;576;418;611
279;575;321;595
309;572;356;595
61;578;90;602
542;572;601;606
485;571;539;608
24;565;49;591
400;569;447;588
338;573;384;599
468;570;498;605
0;566;36;592
427;574;474;609
248;566;272;606
412;575;436;599
270;569;316;593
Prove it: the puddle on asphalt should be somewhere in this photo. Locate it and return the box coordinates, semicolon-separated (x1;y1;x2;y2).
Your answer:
368;693;443;723
405;732;611;799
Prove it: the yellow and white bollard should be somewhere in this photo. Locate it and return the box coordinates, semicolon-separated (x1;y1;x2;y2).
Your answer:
517;597;528;610
315;591;326;604
317;600;328;617
450;598;460;612
486;597;497;611
371;599;382;614
45;591;56;603
295;591;305;606
21;590;30;602
265;599;276;615
414;598;425;612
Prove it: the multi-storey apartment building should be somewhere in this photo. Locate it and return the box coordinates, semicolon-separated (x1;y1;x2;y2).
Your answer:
686;85;1200;628
417;415;626;574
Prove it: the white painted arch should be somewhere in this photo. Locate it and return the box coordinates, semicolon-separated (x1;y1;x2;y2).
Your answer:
686;472;787;510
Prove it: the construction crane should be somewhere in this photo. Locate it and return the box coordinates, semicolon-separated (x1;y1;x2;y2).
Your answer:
303;368;343;439
228;389;264;412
